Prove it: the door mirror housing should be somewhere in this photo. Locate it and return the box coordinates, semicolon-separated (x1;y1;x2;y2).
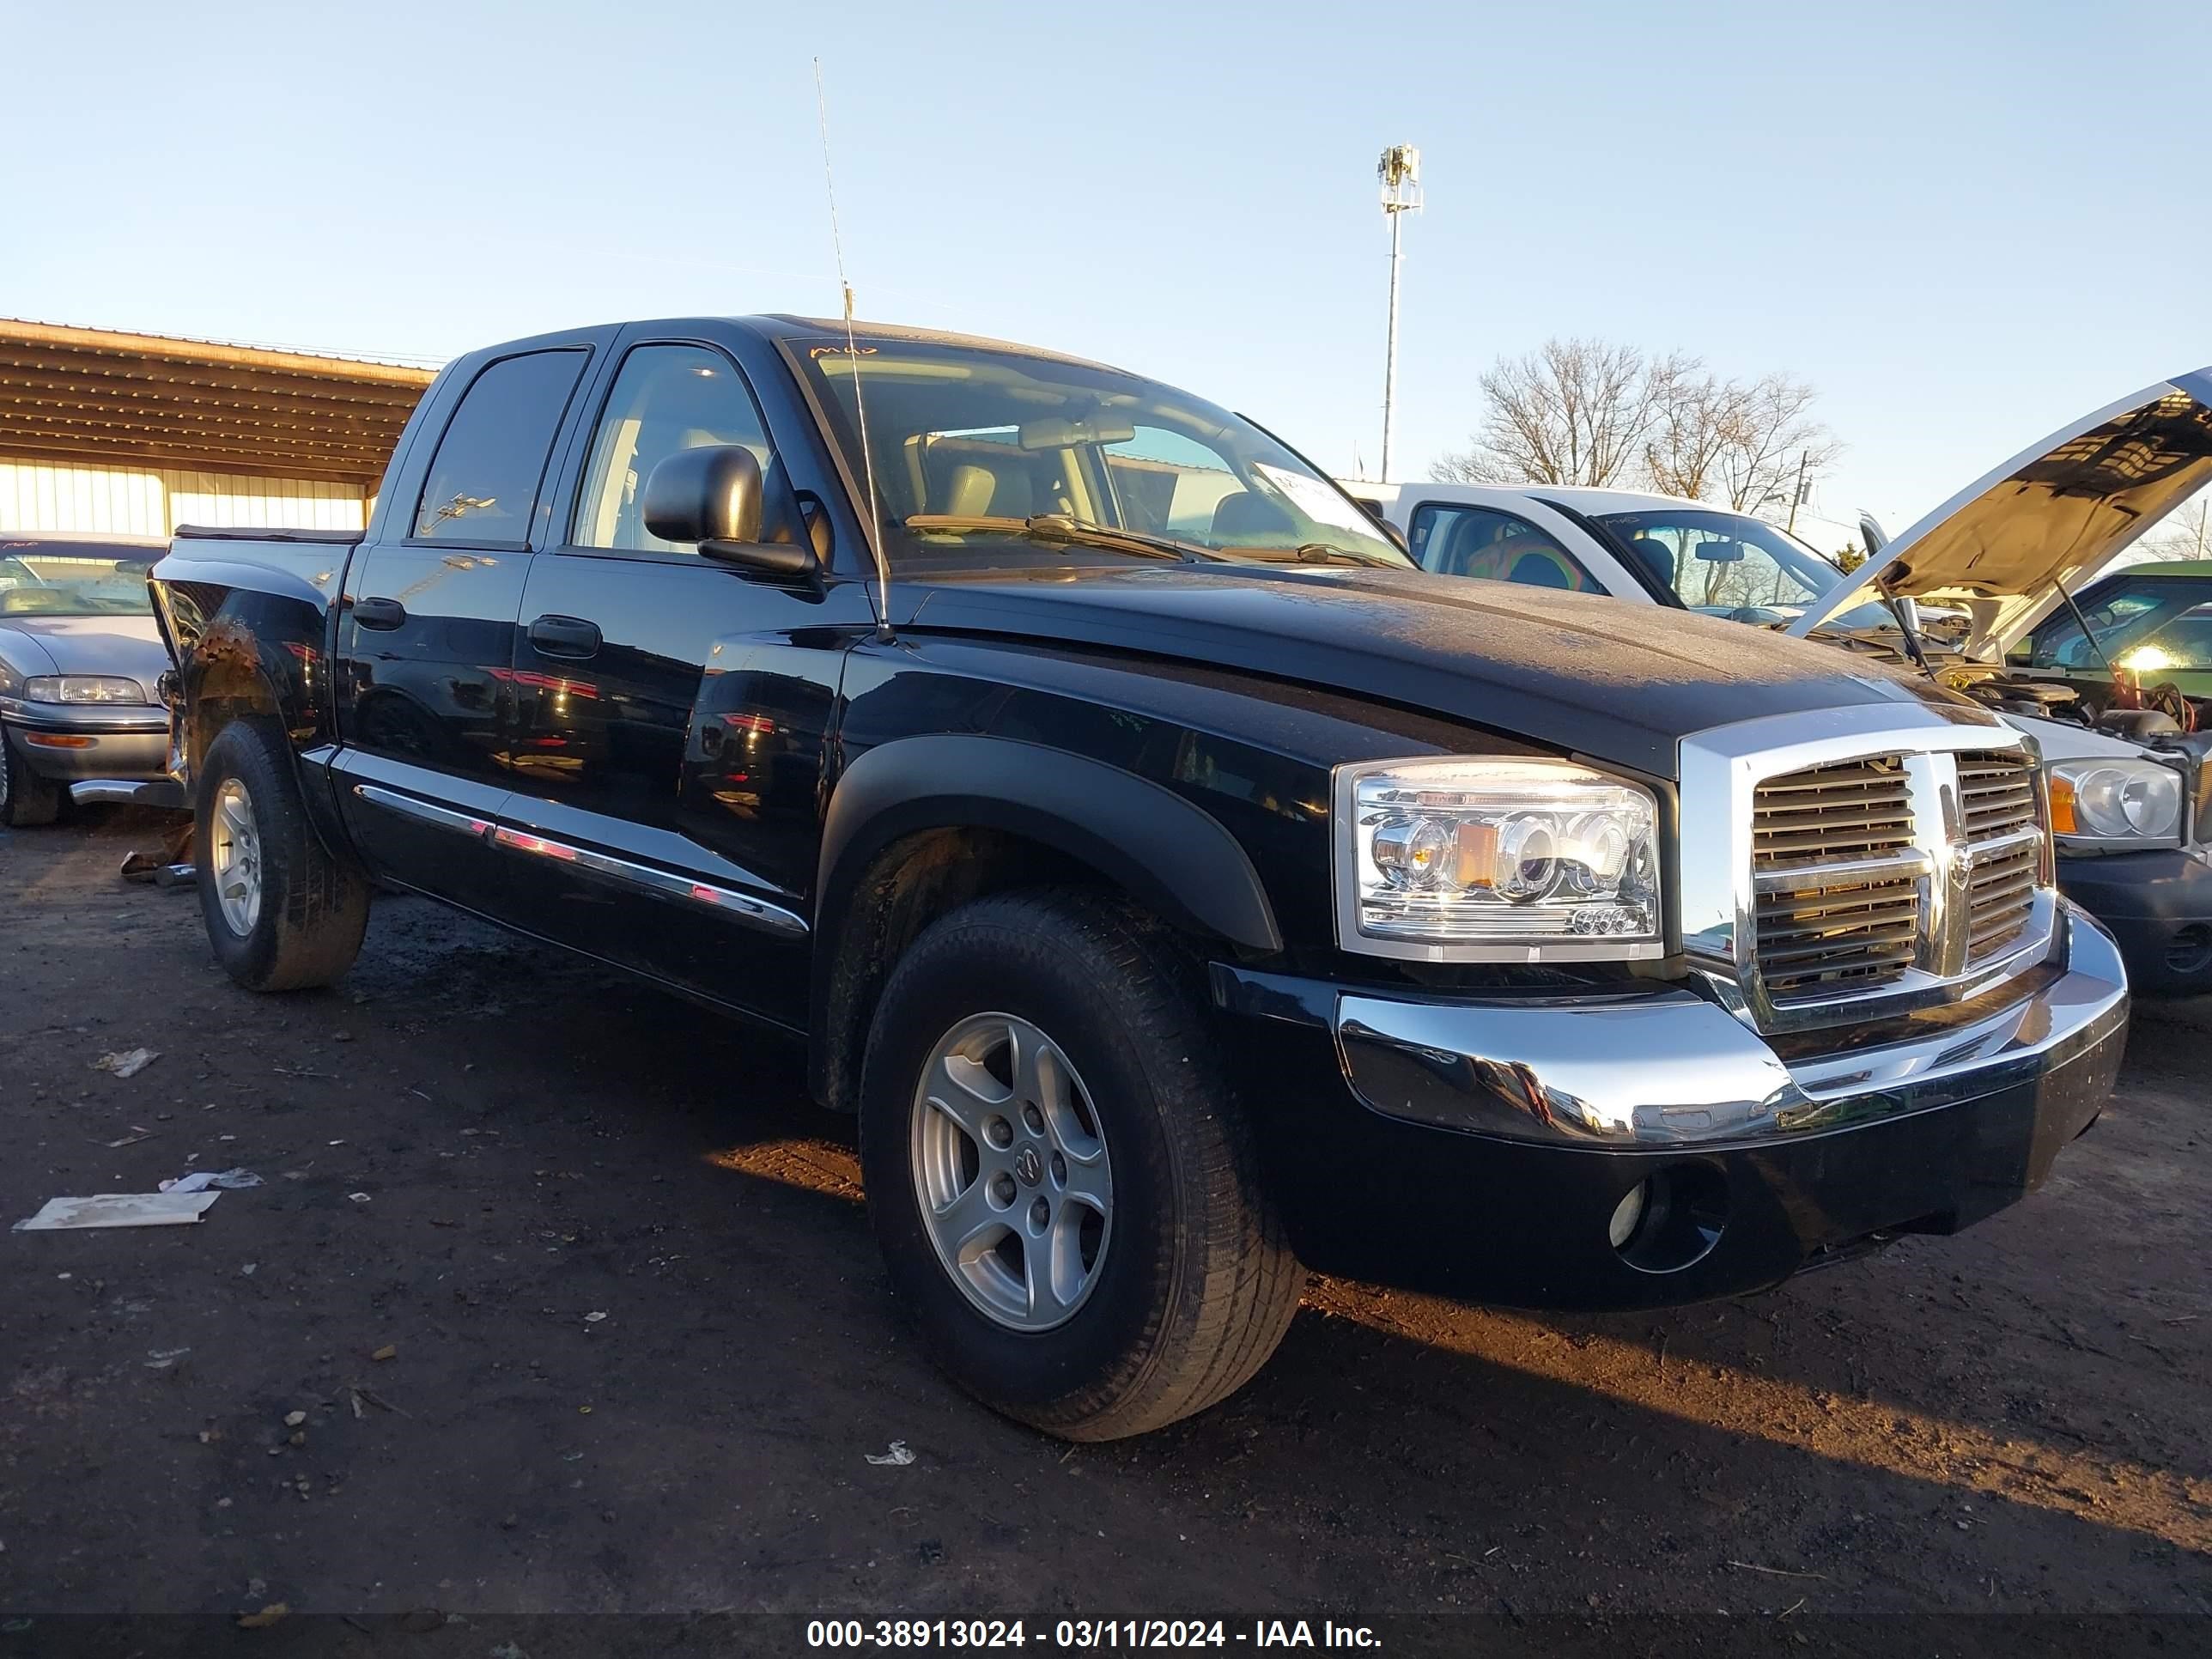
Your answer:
641;446;817;577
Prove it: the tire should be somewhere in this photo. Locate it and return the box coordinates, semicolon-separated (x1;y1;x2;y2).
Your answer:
859;889;1303;1441
193;720;369;991
0;723;63;827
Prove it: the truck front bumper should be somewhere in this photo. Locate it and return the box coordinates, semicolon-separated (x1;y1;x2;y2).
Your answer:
2057;847;2212;994
1212;901;2129;1311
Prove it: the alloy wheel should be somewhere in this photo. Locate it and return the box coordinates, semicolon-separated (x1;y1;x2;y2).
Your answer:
909;1012;1114;1332
208;777;263;936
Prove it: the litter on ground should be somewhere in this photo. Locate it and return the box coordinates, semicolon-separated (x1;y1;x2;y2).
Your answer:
866;1440;917;1467
92;1048;159;1079
160;1168;264;1194
14;1192;220;1231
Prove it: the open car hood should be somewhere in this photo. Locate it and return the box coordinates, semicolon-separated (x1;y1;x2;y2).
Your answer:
1788;368;2212;655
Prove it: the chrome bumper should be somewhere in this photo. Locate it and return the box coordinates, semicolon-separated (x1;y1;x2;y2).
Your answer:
70;778;189;807
1222;900;2129;1149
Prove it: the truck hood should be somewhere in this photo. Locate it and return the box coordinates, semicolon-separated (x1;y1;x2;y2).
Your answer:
902;563;1965;777
0;614;167;684
1789;368;2212;655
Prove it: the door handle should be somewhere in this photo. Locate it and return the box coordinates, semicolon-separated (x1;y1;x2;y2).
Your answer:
527;614;602;659
351;596;407;630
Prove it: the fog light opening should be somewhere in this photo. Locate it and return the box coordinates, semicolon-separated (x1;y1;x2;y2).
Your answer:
2166;924;2212;979
1612;1164;1729;1274
1607;1182;1648;1249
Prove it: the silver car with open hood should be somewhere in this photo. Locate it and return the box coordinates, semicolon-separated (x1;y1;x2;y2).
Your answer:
1789;369;2212;991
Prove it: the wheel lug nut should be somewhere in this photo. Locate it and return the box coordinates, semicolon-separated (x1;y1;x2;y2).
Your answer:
1022;1103;1045;1134
1029;1197;1049;1232
984;1116;1012;1149
1049;1152;1067;1186
992;1175;1016;1206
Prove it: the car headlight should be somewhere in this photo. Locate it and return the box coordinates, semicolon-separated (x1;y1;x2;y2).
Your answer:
23;675;149;705
1334;757;1663;960
2048;757;2185;845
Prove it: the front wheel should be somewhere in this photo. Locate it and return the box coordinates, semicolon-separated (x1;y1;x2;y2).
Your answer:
0;723;63;827
859;890;1303;1441
194;720;369;991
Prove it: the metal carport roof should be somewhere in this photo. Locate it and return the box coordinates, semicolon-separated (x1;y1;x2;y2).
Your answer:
0;320;439;484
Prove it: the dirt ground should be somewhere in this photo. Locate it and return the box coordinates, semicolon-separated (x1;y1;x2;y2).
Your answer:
3;808;2208;1652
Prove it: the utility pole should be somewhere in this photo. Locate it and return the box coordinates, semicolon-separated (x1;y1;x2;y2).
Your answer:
1785;448;1809;535
1377;144;1421;483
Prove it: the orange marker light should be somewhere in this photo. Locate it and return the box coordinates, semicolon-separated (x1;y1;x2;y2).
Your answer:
2047;773;2078;836
1453;819;1500;888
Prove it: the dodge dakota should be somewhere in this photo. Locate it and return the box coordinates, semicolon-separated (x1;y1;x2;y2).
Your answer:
1347;370;2212;993
149;316;2128;1439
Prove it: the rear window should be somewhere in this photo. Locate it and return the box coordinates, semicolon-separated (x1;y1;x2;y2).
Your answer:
413;349;587;544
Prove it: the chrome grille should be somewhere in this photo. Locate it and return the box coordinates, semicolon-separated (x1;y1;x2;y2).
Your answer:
1752;757;1922;1001
1956;750;2041;963
1680;712;2061;1034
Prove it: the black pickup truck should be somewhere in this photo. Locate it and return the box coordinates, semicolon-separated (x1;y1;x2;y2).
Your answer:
149;317;2129;1440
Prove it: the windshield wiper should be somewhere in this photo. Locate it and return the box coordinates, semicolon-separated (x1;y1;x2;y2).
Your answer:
1215;541;1404;568
904;514;1211;563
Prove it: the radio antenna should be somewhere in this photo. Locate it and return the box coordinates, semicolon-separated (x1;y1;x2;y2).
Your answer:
814;58;894;642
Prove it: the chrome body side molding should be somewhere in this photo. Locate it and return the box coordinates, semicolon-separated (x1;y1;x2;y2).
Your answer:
349;782;807;940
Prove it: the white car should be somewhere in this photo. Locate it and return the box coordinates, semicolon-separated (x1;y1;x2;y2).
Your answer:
1343;369;2212;991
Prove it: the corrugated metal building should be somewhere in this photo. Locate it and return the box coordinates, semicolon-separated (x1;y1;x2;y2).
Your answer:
0;320;439;536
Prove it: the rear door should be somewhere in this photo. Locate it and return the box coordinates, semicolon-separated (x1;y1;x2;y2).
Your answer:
1403;497;1606;593
495;330;854;1027
331;340;601;911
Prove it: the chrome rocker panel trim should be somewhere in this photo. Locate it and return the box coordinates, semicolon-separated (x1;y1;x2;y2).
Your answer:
350;782;808;940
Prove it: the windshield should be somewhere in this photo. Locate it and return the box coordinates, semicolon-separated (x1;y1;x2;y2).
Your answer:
1586;508;1840;618
2023;574;2212;677
0;550;155;617
787;335;1409;570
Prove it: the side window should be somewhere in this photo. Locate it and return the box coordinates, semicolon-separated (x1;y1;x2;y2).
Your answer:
413;349;587;544
1408;503;1593;592
573;343;779;553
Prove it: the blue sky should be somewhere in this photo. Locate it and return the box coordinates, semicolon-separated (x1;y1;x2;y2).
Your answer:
6;0;2208;551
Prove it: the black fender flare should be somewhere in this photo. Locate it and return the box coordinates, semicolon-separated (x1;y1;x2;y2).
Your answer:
805;733;1284;1109
816;732;1283;954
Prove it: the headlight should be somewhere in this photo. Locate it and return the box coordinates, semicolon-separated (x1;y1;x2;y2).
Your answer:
2049;758;2184;844
1334;757;1663;960
23;675;149;705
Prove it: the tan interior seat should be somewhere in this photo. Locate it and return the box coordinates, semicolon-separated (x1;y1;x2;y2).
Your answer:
946;464;998;517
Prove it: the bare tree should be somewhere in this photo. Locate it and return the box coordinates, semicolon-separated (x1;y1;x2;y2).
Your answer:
1641;370;1734;501
1432;338;1692;488
1438;342;1840;524
1709;372;1841;520
2136;489;2212;562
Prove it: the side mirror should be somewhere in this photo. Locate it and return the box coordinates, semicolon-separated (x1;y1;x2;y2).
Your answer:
641;446;816;577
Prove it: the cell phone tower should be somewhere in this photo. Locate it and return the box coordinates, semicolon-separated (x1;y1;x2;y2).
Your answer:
1377;143;1421;483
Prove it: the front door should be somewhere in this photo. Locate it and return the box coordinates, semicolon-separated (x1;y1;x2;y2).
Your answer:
497;337;852;1027
331;347;592;912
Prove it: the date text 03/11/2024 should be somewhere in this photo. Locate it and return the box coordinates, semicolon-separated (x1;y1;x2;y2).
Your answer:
804;1619;1382;1649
